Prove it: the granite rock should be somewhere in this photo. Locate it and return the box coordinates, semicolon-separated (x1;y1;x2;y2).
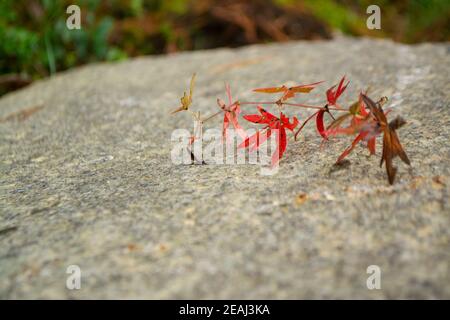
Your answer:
0;37;449;299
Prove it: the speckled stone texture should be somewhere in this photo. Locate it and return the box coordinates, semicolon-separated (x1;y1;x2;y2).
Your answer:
0;37;449;299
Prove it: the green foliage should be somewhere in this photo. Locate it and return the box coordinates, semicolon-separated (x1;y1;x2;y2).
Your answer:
406;0;450;42
304;0;366;34
0;0;126;79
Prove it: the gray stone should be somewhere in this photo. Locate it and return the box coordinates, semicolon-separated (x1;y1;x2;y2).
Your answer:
0;37;449;299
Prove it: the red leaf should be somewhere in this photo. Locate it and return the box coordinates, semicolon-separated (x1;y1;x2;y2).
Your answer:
280;113;299;131
326;85;336;105
220;85;247;142
258;106;278;122
271;128;287;167
223;113;230;130
241;108;296;166
316;109;328;140
326;76;349;106
243;114;263;123
279;128;287;158
336;76;348;95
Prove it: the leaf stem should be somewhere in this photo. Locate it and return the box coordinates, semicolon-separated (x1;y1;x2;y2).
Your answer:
240;101;277;106
202;110;222;123
240;101;345;112
282;102;343;111
294;111;319;140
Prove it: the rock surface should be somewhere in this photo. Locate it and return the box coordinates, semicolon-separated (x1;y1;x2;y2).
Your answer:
0;37;449;299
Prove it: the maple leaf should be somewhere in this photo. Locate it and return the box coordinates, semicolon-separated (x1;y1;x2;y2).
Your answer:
326;76;349;107
239;106;298;166
361;94;410;184
253;81;323;102
217;84;247;142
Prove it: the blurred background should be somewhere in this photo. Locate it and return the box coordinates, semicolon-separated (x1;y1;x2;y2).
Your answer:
0;0;449;96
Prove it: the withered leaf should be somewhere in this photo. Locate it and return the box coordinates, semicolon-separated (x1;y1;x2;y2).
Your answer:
361;94;410;184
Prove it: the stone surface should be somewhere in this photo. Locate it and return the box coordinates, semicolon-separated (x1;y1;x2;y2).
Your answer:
0;37;449;299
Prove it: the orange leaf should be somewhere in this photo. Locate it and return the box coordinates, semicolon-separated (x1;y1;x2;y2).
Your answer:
253;86;287;93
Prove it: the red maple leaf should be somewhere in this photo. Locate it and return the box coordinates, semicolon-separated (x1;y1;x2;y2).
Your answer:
239;106;298;166
217;84;247;142
326;76;349;107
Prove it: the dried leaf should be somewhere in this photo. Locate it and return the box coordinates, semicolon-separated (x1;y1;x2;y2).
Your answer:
362;94;410;184
171;73;196;114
